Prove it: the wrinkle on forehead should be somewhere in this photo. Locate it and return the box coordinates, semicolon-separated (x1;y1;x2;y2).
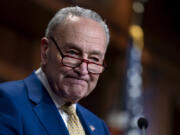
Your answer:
54;16;107;55
55;16;106;40
71;31;105;44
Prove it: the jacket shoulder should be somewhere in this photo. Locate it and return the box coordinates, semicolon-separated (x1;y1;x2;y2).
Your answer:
0;80;25;96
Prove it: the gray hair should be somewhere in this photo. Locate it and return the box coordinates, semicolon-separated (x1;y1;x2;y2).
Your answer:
45;6;110;45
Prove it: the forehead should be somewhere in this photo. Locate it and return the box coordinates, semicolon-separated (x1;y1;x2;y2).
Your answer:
55;16;107;56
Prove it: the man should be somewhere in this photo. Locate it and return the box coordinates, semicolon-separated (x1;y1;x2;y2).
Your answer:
0;6;110;135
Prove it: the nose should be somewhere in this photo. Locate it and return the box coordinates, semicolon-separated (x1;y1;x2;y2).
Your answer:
74;61;89;75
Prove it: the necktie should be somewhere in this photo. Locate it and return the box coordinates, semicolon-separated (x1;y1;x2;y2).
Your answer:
62;104;86;135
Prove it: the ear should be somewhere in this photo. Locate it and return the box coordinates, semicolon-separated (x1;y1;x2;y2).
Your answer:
41;37;49;65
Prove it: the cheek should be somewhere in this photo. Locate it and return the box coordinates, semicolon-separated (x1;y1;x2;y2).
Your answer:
52;66;73;93
56;66;73;82
46;54;68;82
89;75;99;90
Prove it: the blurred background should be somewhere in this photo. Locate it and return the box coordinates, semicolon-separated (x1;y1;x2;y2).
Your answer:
0;0;179;135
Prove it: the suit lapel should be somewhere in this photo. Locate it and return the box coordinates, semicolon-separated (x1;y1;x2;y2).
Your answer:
33;99;69;135
77;105;96;135
24;72;69;135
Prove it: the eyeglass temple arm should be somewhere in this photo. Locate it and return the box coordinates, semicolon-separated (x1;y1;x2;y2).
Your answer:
49;36;64;57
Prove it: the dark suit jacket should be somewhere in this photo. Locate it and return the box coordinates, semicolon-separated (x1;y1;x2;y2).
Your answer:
0;72;110;135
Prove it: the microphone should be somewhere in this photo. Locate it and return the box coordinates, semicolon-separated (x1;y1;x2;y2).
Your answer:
137;117;149;135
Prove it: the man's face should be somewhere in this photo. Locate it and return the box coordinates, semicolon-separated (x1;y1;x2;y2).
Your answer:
41;16;107;103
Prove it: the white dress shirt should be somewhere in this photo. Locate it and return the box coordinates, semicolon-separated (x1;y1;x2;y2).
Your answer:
35;68;76;127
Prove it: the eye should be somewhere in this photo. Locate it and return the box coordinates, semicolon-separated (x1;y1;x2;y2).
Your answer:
66;49;79;56
89;56;100;63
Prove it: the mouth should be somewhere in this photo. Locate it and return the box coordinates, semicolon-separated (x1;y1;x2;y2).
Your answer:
65;76;88;84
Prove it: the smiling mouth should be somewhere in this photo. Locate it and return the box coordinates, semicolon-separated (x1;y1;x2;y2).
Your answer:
66;75;88;81
66;76;88;84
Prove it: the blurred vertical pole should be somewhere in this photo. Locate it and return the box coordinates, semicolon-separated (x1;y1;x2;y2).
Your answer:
123;26;144;135
122;0;148;135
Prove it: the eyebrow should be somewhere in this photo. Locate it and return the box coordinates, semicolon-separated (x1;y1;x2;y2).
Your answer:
63;43;104;57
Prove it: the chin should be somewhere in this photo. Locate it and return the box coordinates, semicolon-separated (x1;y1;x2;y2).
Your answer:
71;90;87;99
64;88;88;102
